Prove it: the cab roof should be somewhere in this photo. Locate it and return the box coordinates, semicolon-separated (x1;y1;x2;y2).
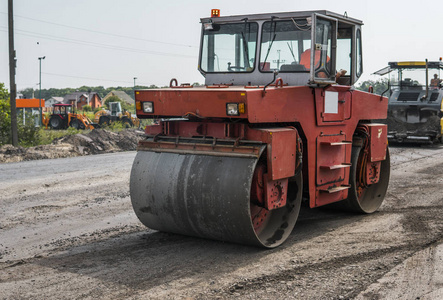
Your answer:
374;61;443;75
200;10;363;26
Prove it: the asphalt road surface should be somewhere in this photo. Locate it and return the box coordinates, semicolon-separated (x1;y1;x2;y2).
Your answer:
1;147;442;299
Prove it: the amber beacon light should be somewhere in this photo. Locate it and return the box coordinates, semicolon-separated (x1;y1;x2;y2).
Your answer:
211;9;220;17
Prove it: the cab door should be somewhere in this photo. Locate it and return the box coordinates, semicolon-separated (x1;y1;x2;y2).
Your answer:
310;14;337;85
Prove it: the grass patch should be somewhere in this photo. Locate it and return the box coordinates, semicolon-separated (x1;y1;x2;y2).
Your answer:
37;127;84;145
97;121;126;132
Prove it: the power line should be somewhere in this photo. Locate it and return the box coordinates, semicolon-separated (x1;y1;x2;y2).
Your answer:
0;11;197;48
0;27;196;58
43;72;132;83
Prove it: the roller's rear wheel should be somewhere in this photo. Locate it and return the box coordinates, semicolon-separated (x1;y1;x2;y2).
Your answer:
342;143;390;213
130;151;302;248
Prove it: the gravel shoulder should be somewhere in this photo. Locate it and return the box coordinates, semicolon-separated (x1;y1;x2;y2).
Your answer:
1;145;442;299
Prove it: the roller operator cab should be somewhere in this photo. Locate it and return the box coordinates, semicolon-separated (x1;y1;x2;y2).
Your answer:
374;60;443;143
131;10;390;248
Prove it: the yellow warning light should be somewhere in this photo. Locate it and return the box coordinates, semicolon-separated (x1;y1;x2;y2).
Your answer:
211;9;220;17
239;103;245;114
136;101;142;111
397;61;426;66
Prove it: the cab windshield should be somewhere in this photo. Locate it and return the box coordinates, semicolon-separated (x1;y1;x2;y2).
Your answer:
260;19;312;72
201;22;258;72
390;68;441;90
53;105;72;114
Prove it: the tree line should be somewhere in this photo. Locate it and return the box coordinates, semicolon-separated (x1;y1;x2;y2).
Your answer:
20;79;387;100
355;78;389;95
19;85;160;100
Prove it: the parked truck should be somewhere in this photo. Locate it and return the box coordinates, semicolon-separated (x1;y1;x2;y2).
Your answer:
130;9;390;248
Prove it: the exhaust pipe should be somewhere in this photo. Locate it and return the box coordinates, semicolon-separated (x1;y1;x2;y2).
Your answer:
422;58;429;101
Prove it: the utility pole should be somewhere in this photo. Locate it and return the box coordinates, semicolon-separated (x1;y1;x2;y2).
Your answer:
8;0;18;146
38;56;45;126
133;77;137;114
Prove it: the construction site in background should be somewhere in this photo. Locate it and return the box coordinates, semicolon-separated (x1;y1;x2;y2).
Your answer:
38;102;140;130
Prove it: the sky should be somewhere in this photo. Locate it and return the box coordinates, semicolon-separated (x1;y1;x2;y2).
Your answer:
1;0;442;92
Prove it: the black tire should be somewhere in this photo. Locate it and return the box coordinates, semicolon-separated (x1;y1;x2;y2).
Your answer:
49;116;64;130
70;119;81;129
121;117;133;128
99;115;111;126
343;142;390;213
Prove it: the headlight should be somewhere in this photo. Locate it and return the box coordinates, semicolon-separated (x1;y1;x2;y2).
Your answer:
143;102;154;113
226;103;239;116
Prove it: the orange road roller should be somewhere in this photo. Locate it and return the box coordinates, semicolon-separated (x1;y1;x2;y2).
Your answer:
130;10;390;248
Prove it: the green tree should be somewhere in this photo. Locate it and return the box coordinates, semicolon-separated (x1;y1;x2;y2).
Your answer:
82;104;92;112
103;95;122;109
17;111;40;147
1;83;40;147
103;95;134;112
0;82;8;99
20;87;34;98
356;78;389;95
0;83;11;145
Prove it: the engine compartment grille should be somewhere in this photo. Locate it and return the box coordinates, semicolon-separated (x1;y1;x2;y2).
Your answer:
397;92;420;102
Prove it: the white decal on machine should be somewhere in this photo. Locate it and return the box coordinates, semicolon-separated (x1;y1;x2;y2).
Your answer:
324;91;338;114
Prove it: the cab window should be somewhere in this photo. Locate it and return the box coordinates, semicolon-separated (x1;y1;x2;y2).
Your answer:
201;22;258;73
337;28;352;74
260;19;311;72
356;29;363;78
313;18;333;79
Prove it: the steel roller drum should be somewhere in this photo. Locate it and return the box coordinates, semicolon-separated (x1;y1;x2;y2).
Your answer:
130;151;302;247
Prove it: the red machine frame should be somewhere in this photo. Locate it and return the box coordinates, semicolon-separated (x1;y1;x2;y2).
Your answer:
136;84;388;210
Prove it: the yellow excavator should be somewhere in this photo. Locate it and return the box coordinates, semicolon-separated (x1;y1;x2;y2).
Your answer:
94;102;139;128
43;103;98;130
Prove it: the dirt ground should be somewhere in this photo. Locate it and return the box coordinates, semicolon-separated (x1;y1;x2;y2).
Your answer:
0;128;144;163
1;145;443;299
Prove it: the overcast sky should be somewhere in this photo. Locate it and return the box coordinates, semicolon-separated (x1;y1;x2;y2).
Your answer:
1;0;442;92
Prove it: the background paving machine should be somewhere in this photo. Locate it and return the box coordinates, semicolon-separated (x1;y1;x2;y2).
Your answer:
130;10;390;248
374;60;443;143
